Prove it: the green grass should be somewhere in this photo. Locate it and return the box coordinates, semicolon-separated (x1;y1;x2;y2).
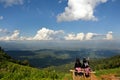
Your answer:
0;61;65;80
95;67;120;80
0;61;120;80
95;67;120;76
0;49;66;80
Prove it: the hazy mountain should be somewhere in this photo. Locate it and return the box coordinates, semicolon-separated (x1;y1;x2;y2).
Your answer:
0;40;120;50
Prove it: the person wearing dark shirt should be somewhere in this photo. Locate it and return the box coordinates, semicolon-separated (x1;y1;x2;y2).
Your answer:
74;58;83;76
82;57;89;68
82;57;91;77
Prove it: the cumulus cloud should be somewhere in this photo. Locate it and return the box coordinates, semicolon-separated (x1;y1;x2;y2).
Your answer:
33;27;64;40
10;30;20;40
57;0;107;22
0;30;20;40
65;32;112;40
85;31;113;40
0;28;64;41
105;31;113;40
0;0;24;7
65;33;85;40
0;28;113;41
85;32;104;40
85;33;95;40
0;16;3;20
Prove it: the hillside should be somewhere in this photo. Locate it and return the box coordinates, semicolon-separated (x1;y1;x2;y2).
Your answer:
0;47;12;61
0;47;65;80
90;55;120;70
0;61;65;80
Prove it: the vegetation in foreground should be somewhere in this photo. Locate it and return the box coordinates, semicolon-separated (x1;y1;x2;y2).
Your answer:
0;47;66;80
0;61;66;80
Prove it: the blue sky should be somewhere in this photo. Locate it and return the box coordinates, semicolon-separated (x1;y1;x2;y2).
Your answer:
0;0;120;41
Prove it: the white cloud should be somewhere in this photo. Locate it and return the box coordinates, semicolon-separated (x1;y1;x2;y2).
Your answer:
85;32;102;40
65;32;112;40
0;28;64;41
0;0;24;7
65;32;102;40
0;28;113;41
105;31;113;40
85;31;113;40
65;33;76;40
10;30;20;40
85;33;95;40
57;0;107;22
0;30;20;40
33;27;64;40
65;33;85;40
0;16;3;20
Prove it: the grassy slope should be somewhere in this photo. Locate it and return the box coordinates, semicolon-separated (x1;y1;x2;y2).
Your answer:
95;68;120;80
0;61;65;80
96;68;120;76
0;49;65;80
1;62;119;80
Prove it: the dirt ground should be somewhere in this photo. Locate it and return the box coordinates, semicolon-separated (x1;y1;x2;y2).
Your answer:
69;73;120;80
101;74;120;80
69;70;120;80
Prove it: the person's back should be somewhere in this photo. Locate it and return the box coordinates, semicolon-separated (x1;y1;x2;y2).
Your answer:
82;57;91;77
74;58;83;76
82;57;89;68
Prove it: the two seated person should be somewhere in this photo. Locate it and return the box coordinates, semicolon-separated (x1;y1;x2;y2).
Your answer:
74;57;91;78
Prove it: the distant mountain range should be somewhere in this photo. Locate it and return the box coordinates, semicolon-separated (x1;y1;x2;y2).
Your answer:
0;40;120;50
5;49;120;68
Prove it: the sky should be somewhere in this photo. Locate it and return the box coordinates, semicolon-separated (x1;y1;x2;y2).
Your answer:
0;0;120;41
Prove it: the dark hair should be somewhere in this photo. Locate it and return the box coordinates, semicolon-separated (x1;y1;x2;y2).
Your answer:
75;58;80;63
83;57;87;63
74;58;81;68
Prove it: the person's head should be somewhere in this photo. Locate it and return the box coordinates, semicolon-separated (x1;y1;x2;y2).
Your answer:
83;57;87;62
75;58;80;64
